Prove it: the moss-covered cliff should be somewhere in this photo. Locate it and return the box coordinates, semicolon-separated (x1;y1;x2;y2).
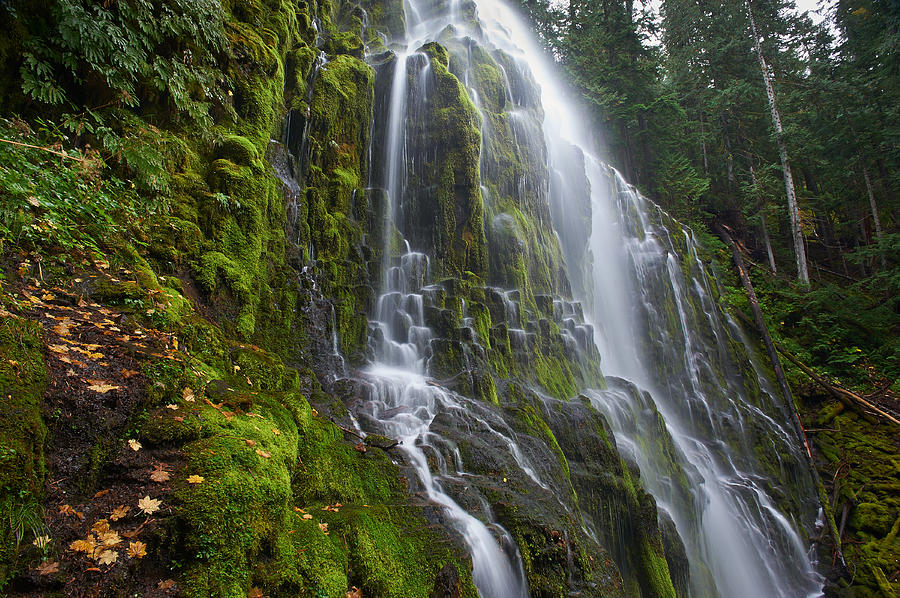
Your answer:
2;0;882;597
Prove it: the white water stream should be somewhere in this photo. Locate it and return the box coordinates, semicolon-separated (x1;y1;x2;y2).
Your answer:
353;0;824;596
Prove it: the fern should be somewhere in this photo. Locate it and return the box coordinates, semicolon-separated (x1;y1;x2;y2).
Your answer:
19;0;228;126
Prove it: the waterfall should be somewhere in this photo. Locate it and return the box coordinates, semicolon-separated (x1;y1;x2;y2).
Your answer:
466;2;823;596
352;0;824;596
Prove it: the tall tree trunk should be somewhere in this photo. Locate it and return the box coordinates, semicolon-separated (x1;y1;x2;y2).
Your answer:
860;159;887;268
749;164;777;273
746;0;809;285
698;100;709;173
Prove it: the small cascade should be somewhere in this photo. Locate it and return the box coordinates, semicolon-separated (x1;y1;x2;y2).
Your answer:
359;248;531;597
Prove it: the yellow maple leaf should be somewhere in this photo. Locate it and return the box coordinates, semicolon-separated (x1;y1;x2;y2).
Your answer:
126;541;147;559
88;382;120;393
138;496;162;516
97;549;118;566
70;538;95;554
128;439;142;451
91;520;110;534
35;560;59;576
150;469;171;483
187;475;204;484
99;531;122;547
110;506;130;521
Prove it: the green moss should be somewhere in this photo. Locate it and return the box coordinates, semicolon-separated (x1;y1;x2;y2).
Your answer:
0;311;48;585
162;340;478;597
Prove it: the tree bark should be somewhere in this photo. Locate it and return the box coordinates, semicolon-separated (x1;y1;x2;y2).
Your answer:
749;164;777;273
746;0;809;285
860;160;886;268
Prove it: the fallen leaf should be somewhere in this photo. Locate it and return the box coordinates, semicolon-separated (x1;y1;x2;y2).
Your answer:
121;369;139;378
59;504;76;517
35;561;59;576
138;496;161;516
244;439;256;447
150;469;171;483
353;442;367;453
158;579;176;590
301;513;313;520
99;531;122;547
110;506;130;521
256;449;271;459
346;587;363;598
173;416;185;422
128;439;142;451
126;541;147;559
247;412;264;419
32;535;51;549
318;522;329;535
91;520;110;534
271;428;281;436
187;475;204;484
293;507;306;513
97;550;118;566
88;382;121;393
70;539;95;554
53;319;73;336
183;387;195;402
94;489;110;499
248;588;263;598
48;344;69;354
166;404;179;410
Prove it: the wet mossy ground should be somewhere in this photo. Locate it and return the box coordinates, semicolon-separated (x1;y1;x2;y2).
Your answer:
800;387;900;598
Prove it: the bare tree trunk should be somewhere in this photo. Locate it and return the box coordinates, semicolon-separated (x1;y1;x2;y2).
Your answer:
699;101;709;173
746;0;809;285
749;164;777;273
860;160;886;268
760;211;777;274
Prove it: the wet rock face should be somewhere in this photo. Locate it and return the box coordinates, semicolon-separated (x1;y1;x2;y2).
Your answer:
265;0;693;595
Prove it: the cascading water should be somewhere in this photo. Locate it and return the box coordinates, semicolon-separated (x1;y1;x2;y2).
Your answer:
463;2;823;596
351;0;824;596
354;1;535;596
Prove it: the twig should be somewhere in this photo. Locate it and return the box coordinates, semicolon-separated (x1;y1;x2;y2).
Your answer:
0;137;89;163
